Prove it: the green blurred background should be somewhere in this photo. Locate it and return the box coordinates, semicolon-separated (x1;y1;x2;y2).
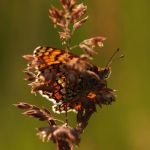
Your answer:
0;0;150;150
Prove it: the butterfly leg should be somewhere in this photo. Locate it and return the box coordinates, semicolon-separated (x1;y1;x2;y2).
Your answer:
65;103;68;125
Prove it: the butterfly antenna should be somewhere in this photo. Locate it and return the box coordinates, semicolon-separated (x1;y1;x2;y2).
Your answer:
106;48;120;67
106;48;124;67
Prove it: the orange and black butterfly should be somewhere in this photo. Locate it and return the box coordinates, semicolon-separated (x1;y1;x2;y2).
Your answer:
24;46;114;114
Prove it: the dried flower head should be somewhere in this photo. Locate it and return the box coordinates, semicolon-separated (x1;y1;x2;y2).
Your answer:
49;0;88;50
15;0;118;150
49;6;65;28
79;36;106;56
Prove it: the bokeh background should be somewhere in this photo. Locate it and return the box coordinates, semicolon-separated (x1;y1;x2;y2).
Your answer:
0;0;150;150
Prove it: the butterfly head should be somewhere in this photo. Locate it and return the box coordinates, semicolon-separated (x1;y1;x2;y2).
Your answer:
98;67;111;80
98;48;124;80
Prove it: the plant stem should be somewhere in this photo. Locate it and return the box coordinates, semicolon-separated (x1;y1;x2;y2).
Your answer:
57;140;73;150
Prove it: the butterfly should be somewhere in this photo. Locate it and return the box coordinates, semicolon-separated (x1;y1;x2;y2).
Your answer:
24;46;113;114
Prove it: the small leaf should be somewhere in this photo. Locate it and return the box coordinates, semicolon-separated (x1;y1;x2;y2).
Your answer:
73;16;88;32
59;30;71;41
22;55;34;61
81;36;106;47
49;6;65;28
14;102;33;110
72;3;87;22
79;43;97;56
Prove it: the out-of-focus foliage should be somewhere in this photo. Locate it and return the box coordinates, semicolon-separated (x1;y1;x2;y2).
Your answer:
0;0;150;150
